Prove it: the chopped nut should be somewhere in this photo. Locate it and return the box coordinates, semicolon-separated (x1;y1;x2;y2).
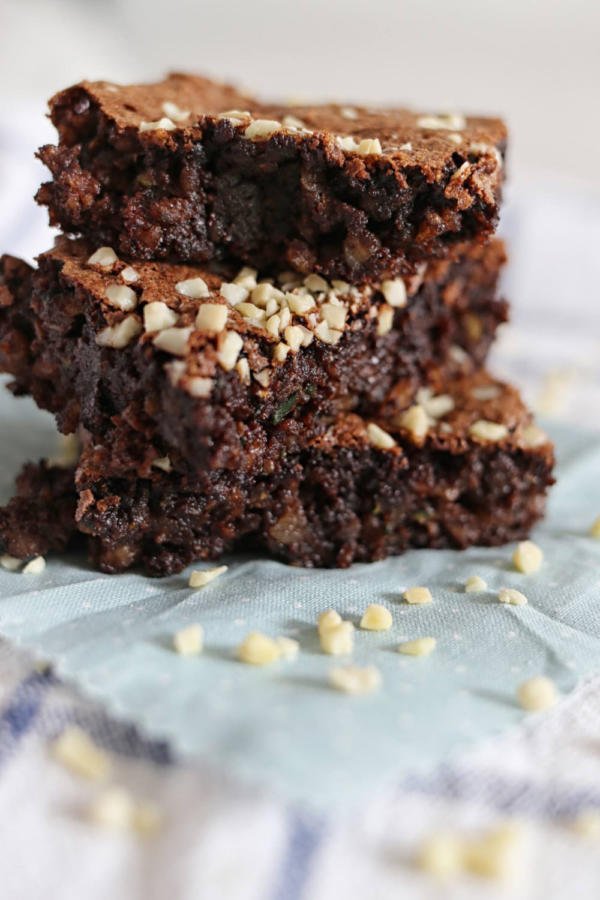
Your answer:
416;388;455;419
254;369;271;388
87;246;117;267
51;726;111;781
217;331;244;370
498;588;528;606
336;135;359;152
398;637;437;657
96;315;142;349
251;283;283;305
237;631;281;665
105;284;138;311
236;301;266;322
286;294;315;315
120;266;139;283
449;343;469;365
304;274;329;293
512;540;543;575
236;357;251;384
244;119;281;140
319;621;354;655
447;132;463;144
152;456;171;472
175;276;209;299
590;517;600;539
282;325;302;352
321;303;347;330
278;306;292;329
164;360;186;386
471;384;500;401
47;433;81;469
469;419;509;442
0;554;21;572
360;604;393;631
187;376;214;398
140;117;176;132
377;305;394;335
356;138;382;155
317;609;342;634
329;664;382;695
143;301;178;332
465;575;487;593
520;424;548;448
161;100;190;123
220;282;248;305
282;114;308;131
403;586;432;605
398;404;428;441
217;109;251;123
22;556;46;575
266;314;282;338
366;422;396;450
173;623;204;656
189;565;227;588
275;636;300;659
273;342;291;363
340;106;358;120
296;324;314;347
517;676;558;711
153;326;192;356
195;303;228;332
233;266;258;289
380;278;407;307
314;321;343;345
417;113;466;130
570;810;600;839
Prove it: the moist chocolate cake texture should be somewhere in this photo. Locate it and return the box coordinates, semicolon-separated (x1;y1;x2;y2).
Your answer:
0;373;554;575
36;73;507;282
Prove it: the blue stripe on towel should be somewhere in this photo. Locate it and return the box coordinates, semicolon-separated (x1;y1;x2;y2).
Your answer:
0;670;54;767
269;811;325;900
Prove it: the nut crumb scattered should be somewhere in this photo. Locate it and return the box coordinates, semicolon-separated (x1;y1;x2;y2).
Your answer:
380;278;407;308
398;637;436;657
320;621;355;656
188;565;227;588
398;404;428;441
89;787;162;836
245;119;281;140
469;420;509;442
275;636;300;660
87;246;117;267
512;540;543;574
403;586;432;605
237;631;281;665
589;517;600;539
366;423;396;450
329;665;382;695
173;623;204;656
51;726;111;781
517;676;558;711
465;575;487;593
360;604;393;631
498;587;528;606
22;556;46;575
0;554;22;572
317;609;342;634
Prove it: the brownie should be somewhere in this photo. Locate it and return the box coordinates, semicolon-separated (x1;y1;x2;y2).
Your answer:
36;73;507;281
0;237;507;473
0;373;554;575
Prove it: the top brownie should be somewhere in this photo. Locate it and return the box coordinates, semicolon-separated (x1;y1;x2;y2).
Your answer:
37;73;507;281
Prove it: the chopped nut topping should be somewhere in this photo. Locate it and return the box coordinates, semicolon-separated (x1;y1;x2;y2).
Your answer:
0;554;22;572
366;422;396;450
282;114;309;131
398;404;428;441
398;637;437;656
469;142;503;165
469;419;509;442
251;283;283;305
254;369;271;387
237;631;281;665
275;636;300;659
266;314;281;338
161;100;190;123
314;321;343;345
465;575;487;593
273;342;291;363
236;301;266;322
120;266;139;283
22;556;46;575
297;324;314;347
164;360;186;386
175;276;209;299
105;284;138;311
143;301;178;332
51;726;111;781
380;278;407;307
360;604;393;631
236;358;251;384
447;132;463;144
87;246;118;267
47;433;81;469
320;621;355;655
329;665;382;695
340;106;358;119
377;305;394;335
153;326;192;356
189;565;227;588
173;623;204;656
217;109;251;123
233;266;258;289
517;676;558;711
471;384;500;401
186;376;214;398
403;586;432;605
217;331;243;370
304;273;329;293
152;456;171;472
449;343;469;365
96;315;142;348
356;138;382;155
220;282;248;305
521;424;548;448
321;303;347;329
195;303;228;332
513;540;543;575
416;388;455;419
284;325;304;351
590;517;600;539
417;113;466;130
286;294;315;315
139;117;176;132
498;587;528;606
244;119;281;140
331;279;351;293
317;609;343;634
399;142;413;151
336;135;359;152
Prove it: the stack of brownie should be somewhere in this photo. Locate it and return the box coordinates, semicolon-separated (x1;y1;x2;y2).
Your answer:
0;74;554;575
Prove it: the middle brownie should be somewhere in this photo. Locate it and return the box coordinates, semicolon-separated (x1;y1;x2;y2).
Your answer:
0;237;506;471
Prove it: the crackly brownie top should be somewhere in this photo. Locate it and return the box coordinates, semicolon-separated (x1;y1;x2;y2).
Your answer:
49;72;507;178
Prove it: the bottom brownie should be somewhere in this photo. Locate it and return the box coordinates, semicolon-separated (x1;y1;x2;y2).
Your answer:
0;372;554;575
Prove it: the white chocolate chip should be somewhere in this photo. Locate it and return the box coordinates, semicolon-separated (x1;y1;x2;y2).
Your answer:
403;586;432;605
173;623;204;656
512;540;543;575
398;404;429;441
465;575;487;593
377;305;394;335
120;266;139;283
139;117;176;132
469;419;509;442
356;138;382;155
195;303;228;332
143;301;178;332
237;631;281;665
87;246;117;267
366;423;396;450
360;604;393;631
498;587;528;606
220;282;248;305
153;327;192;356
105;284;138;311
217;331;243;371
517;676;558;712
320;621;354;656
96;315;142;348
398;637;437;657
161;100;190;123
329;664;381;695
175;277;209;299
186;376;214;398
244;119;281;140
51;726;111;781
22;556;46;575
0;554;22;571
381;278;407;307
189;565;227;588
152;456;171;472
